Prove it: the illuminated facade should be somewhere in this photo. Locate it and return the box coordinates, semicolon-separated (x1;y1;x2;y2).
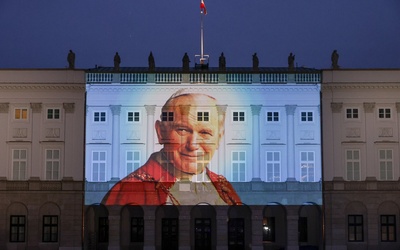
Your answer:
0;69;85;249
322;69;400;250
85;67;322;250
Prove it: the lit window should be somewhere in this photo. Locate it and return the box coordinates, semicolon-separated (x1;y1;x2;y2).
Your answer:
45;149;60;180
381;215;396;242
266;151;280;182
301;111;313;122
232;111;245;122
47;109;60;120
94;111;106;122
379;149;393;180
126;151;140;175
378;108;391;119
300;151;315;182
127;111;140;122
262;217;275;242
348;215;364;242
10;216;25;242
197;111;209;122
162;111;174;121
12;149;27;180
92;151;106;181
346;150;360;181
43;216;58;242
232;151;246;181
346;108;359;119
266;111;279;122
131;217;144;242
15;108;28;120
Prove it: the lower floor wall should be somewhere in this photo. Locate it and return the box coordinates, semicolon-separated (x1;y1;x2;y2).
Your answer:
84;204;323;250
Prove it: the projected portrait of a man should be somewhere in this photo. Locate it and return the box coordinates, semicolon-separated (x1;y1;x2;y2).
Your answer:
102;89;241;205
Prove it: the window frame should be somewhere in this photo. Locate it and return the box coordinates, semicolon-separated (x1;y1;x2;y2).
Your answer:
300;111;314;123
126;150;141;175
266;111;280;123
127;111;141;123
45;149;61;180
93;111;107;123
197;111;210;122
46;108;61;120
381;215;396;242
300;151;315;182
12;149;28;180
232;110;246;123
231;151;246;182
345;149;361;181
262;217;275;242
10;215;26;242
348;215;364;242
161;111;174;122
92;151;107;182
266;151;281;182
42;215;58;242
379;149;393;181
131;217;144;242
378;108;392;119
346;108;359;120
14;108;29;121
98;217;109;243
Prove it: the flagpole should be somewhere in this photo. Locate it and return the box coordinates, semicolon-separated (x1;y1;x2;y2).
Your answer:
200;11;204;63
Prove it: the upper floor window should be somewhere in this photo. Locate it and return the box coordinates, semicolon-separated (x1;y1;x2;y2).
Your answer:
92;151;106;182
94;111;106;122
266;111;279;122
232;151;246;181
346;150;360;181
10;215;25;242
47;108;60;120
42;216;58;242
127;111;140;122
15;108;28;120
381;215;396;242
162;111;174;121
12;149;27;180
300;111;313;122
300;151;315;182
348;215;364;242
126;151;140;175
346;108;359;119
379;149;393;180
197;111;209;122
45;149;60;180
378;108;391;119
232;111;245;122
266;151;281;182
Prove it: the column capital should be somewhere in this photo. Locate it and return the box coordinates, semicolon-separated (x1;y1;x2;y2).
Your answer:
396;103;400;113
110;105;121;115
331;102;343;113
285;105;297;115
63;103;75;113
145;105;156;116
30;103;42;113
363;102;375;113
250;105;262;116
0;103;9;113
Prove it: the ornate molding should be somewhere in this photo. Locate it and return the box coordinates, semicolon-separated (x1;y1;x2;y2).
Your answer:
331;102;343;113
250;105;262;116
0;103;9;113
285;105;297;115
216;105;227;116
145;105;156;116
63;103;75;113
110;105;121;116
322;83;400;91
363;102;375;113
30;103;42;113
0;85;85;91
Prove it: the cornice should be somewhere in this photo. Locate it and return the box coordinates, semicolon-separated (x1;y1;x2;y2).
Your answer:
322;83;400;90
0;84;85;91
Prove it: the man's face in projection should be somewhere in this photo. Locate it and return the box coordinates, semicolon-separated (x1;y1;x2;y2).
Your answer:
156;94;223;175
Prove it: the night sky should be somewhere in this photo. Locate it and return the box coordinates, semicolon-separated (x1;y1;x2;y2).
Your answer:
1;0;399;69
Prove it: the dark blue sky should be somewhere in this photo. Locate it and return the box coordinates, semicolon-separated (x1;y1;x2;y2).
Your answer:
1;0;399;69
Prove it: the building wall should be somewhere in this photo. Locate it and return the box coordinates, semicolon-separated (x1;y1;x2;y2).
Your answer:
0;69;85;249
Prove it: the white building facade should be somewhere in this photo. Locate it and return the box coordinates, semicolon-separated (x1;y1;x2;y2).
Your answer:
0;69;85;250
85;67;322;250
322;69;400;250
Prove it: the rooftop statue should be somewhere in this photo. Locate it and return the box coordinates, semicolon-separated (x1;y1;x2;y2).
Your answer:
288;52;295;71
252;53;259;71
67;50;75;69
148;51;155;72
219;52;226;71
114;52;121;71
331;50;340;69
182;52;190;72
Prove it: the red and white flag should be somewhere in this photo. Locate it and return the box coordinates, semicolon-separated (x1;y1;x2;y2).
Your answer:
200;0;207;15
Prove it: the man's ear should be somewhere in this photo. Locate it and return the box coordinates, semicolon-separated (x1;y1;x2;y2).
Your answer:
155;120;164;144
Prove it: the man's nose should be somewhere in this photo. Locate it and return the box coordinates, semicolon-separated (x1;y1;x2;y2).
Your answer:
185;133;200;151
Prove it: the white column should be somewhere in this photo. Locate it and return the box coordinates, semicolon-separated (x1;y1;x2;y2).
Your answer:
217;105;227;176
63;103;75;179
364;102;375;179
110;105;121;180
30;103;42;179
145;105;156;159
251;105;262;181
286;105;296;181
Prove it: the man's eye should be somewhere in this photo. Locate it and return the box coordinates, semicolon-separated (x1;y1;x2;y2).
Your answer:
176;128;189;135
200;131;212;136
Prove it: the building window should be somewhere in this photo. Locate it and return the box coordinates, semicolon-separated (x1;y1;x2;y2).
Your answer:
266;111;279;122
42;216;58;242
162;111;174;121
98;217;109;242
131;217;144;242
346;108;359;119
381;215;396;242
47;109;60;120
263;217;275;242
162;218;179;250
228;218;245;248
197;111;209;122
12;149;27;180
195;218;212;250
379;149;393;180
266;151;281;182
232;151;246;181
300;152;315;182
10;216;25;242
194;152;211;182
378;108;391;119
348;215;364;242
300;111;313;122
127;111;140;122
92;151;106;182
94;111;106;122
298;217;308;242
346;150;360;181
14;108;28;120
127;151;140;175
232;111;245;122
45;149;60;180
